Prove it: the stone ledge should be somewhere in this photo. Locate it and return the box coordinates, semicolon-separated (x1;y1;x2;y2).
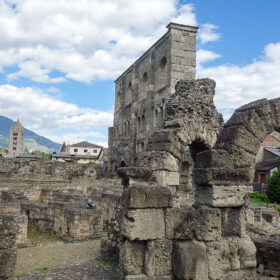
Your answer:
122;185;173;209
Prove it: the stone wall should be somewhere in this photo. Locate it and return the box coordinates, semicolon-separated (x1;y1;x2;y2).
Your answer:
0;157;103;181
0;214;18;279
115;79;274;279
108;23;199;172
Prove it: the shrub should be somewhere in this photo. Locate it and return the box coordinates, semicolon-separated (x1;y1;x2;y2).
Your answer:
267;167;280;204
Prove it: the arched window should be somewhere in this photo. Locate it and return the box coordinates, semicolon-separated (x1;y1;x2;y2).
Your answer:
142;72;148;82
160;56;167;68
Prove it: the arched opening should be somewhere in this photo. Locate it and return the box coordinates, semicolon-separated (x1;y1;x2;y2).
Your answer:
179;139;209;195
160;56;167;68
142;72;148;82
128;81;132;90
141;114;145;131
154;109;159;128
120;161;127;167
26;209;30;220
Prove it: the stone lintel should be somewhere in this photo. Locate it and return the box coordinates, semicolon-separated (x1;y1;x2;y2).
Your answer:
167;22;199;33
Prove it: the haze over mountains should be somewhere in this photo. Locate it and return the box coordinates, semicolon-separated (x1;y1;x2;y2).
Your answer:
0;115;61;153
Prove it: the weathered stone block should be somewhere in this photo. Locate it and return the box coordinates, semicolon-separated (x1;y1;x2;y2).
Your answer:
195;185;252;207
122;185;173;209
194;167;253;186
0;248;17;279
155;171;179;186
238;236;257;269
206;241;231;280
174;208;221;242
120;240;145;275
173;240;208;280
165;206;192;239
221;208;245;236
125;275;147;280
220;269;257;280
144;239;172;276
122;209;165;240
0;215;18;249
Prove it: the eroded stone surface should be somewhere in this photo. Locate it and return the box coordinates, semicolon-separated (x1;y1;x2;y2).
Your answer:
122;209;165;241
120;240;144;275
173;240;208;280
174;208;221;242
123;185;173;209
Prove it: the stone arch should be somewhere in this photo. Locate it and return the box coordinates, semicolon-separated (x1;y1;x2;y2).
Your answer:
194;97;280;207
179;139;210;193
147;79;223;188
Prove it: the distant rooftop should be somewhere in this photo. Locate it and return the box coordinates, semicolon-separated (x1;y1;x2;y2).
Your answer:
70;141;103;148
264;147;280;157
15;154;42;159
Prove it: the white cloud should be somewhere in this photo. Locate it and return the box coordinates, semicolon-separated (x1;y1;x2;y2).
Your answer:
197;49;221;65
198;42;280;116
0;84;113;138
0;0;197;83
45;132;107;147
198;23;220;44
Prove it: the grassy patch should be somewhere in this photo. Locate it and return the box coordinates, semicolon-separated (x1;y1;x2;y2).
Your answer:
250;192;269;205
27;228;60;246
97;259;118;272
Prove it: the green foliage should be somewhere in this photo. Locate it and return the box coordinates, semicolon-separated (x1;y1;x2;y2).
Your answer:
267;167;280;204
250;192;269;204
276;206;280;213
3;148;8;153
31;150;51;160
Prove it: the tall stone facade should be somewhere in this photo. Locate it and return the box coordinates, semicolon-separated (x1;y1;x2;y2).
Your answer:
8;119;24;158
108;23;199;172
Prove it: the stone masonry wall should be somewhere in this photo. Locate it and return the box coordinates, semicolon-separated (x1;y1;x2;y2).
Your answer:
0;214;18;280
117;79;270;280
108;23;199;173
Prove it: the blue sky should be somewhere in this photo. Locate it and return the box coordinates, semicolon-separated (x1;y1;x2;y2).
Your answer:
0;0;279;147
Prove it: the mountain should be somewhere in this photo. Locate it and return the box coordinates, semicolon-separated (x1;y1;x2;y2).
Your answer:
0;115;61;153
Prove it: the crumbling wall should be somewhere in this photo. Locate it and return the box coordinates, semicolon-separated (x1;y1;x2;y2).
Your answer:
20;201;103;239
0;158;103;181
0;214;18;279
146;78;223;191
117;80;268;280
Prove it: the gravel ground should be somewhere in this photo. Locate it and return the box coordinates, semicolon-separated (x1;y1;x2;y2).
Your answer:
16;239;120;280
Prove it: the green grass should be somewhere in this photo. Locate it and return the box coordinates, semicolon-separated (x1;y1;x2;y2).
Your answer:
27;228;60;246
250;192;269;205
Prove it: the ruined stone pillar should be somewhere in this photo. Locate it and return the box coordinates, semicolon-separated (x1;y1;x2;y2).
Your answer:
0;214;18;280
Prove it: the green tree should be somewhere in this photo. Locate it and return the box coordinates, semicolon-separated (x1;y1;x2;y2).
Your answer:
267;167;280;204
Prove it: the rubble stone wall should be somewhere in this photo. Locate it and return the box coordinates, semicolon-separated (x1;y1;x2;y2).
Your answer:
0;214;18;280
0;158;103;181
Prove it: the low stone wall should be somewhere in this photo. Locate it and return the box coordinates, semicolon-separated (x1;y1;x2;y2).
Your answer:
20;202;103;240
0;158;104;181
0;214;18;279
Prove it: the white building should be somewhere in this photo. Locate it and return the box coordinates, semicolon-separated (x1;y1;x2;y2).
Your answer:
52;141;104;164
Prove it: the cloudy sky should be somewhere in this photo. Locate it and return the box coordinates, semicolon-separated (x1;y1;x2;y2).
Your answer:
0;0;279;147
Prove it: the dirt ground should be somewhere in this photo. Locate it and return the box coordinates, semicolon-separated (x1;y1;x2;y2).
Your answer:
16;239;119;280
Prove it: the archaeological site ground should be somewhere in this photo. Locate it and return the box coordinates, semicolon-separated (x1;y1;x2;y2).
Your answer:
0;23;279;280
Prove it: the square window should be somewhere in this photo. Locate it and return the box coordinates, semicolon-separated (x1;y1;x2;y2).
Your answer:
13;137;17;141
93;149;97;153
74;149;78;152
13;147;16;150
13;133;18;136
84;149;88;153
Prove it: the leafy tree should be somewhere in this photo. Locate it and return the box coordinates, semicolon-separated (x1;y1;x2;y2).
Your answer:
267;167;280;204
